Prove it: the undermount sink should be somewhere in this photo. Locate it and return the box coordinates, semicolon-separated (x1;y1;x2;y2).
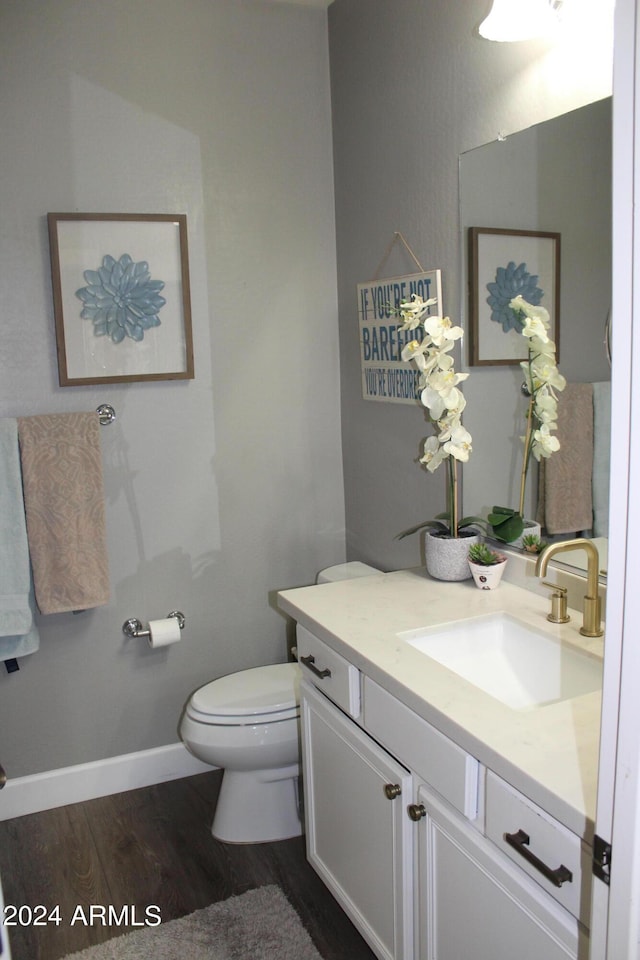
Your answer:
400;613;602;710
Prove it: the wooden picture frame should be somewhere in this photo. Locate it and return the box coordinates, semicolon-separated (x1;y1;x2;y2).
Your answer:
468;227;560;366
48;213;194;385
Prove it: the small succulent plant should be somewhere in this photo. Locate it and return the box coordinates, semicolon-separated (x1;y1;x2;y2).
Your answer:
468;542;506;566
521;534;547;554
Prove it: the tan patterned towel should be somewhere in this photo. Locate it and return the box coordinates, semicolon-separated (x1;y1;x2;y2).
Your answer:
18;412;110;614
537;383;594;535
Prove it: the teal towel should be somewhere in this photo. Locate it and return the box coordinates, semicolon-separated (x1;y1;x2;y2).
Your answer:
0;583;39;661
0;418;39;662
592;381;611;538
0;419;32;636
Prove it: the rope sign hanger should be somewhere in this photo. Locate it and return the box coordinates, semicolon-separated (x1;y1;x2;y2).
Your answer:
372;231;426;281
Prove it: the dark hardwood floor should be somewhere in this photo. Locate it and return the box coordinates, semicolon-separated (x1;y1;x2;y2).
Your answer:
0;771;376;960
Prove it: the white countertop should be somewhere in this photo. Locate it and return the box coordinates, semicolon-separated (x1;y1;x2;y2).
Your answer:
278;569;603;841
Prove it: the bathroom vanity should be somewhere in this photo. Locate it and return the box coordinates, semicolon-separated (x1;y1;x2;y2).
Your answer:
278;569;603;960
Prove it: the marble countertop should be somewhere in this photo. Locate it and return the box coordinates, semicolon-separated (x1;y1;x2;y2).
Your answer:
278;568;603;841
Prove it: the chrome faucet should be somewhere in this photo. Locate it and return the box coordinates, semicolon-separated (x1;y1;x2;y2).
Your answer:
535;538;604;638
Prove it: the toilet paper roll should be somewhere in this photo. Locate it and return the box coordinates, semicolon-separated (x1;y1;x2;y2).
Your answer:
148;617;182;648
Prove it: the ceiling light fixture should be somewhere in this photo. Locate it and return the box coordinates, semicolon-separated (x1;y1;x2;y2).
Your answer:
478;0;563;42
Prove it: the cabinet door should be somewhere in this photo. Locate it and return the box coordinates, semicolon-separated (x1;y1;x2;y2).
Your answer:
0;869;10;960
414;782;584;960
301;680;413;960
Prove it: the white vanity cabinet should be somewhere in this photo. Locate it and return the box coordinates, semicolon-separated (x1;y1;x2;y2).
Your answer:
297;624;589;960
0;868;10;960
412;780;585;959
301;680;414;960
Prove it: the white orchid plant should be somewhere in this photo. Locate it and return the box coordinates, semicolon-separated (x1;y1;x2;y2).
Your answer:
488;294;566;543
395;295;483;539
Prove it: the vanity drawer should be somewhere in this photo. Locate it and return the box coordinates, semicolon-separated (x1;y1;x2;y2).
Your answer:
363;677;479;819
485;771;592;923
296;625;361;718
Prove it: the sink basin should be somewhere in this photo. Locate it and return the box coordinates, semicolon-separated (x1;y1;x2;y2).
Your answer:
400;613;602;710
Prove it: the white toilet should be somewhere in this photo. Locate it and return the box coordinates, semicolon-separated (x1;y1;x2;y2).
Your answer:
179;560;381;844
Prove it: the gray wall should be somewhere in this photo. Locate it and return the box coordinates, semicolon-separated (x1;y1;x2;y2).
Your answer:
328;0;613;569
0;0;614;782
0;0;344;778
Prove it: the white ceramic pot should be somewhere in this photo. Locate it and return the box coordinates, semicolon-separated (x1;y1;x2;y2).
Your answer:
424;531;479;581
468;559;507;590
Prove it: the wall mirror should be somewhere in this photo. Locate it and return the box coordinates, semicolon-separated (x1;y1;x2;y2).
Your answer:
459;98;612;577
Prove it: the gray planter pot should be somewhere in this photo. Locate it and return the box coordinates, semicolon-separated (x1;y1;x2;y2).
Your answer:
425;531;480;581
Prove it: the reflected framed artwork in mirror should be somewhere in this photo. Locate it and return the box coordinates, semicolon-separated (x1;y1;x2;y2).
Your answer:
468;226;560;366
48;212;194;386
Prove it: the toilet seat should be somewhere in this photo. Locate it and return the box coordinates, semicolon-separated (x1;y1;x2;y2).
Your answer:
187;662;300;726
186;703;298;726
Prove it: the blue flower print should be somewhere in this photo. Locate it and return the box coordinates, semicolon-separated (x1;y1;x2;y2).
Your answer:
76;253;166;344
485;262;544;333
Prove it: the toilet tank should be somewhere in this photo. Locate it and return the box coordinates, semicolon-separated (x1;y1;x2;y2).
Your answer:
317;561;381;583
289;562;383;663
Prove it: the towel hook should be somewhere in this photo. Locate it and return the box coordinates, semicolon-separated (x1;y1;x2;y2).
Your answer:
96;404;116;425
122;610;186;639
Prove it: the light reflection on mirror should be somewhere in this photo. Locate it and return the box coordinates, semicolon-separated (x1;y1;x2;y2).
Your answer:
459;98;611;577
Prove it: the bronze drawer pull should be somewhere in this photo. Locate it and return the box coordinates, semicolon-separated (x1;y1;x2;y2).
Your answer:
505;829;573;887
300;654;332;680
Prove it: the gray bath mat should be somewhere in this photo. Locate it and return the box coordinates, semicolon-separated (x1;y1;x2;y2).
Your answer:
63;885;322;960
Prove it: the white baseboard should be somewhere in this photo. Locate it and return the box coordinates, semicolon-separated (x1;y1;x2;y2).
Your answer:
0;744;214;821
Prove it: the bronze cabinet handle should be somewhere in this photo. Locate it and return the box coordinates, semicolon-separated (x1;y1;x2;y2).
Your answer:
505;829;573;887
300;654;332;680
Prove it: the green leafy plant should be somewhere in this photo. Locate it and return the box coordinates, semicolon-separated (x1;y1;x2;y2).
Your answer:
468;542;506;566
487;505;524;544
398;512;485;541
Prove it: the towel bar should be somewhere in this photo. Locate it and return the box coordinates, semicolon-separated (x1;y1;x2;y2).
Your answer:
122;610;185;639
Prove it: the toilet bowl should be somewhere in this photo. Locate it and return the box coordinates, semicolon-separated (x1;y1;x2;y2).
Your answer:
179;561;381;844
180;662;301;843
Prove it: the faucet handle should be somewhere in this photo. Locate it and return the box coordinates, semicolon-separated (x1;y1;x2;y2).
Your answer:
542;581;571;624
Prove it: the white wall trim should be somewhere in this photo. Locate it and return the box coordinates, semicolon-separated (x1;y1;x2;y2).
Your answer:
0;744;213;821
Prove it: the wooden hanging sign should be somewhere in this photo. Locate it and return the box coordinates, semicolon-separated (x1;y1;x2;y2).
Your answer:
357;268;443;404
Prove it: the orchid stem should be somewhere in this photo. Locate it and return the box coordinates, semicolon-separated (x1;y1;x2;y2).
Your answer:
519;394;534;518
449;458;459;537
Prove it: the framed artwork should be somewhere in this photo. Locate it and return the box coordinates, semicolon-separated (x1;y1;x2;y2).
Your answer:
47;213;194;386
468;227;561;366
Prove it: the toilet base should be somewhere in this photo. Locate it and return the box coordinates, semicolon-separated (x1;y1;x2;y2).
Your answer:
211;763;303;843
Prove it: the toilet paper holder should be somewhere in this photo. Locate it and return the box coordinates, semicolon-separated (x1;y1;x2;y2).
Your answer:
122;610;186;639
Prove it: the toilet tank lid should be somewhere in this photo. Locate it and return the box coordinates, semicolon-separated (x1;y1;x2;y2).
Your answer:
317;561;382;583
191;662;300;717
